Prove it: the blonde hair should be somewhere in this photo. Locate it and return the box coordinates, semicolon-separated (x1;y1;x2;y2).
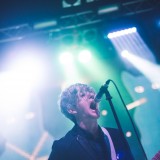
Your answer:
58;83;95;123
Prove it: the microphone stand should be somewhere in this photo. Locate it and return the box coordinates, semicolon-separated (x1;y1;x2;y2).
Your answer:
102;84;134;159
101;80;148;159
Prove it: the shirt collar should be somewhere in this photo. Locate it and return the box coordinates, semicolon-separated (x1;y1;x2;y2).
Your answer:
75;124;104;141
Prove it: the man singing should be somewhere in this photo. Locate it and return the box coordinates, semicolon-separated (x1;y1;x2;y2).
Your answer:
48;83;133;160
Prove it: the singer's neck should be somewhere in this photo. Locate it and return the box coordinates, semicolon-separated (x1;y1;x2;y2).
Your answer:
77;120;99;138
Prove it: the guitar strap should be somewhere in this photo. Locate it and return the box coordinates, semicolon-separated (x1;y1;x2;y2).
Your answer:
101;127;117;160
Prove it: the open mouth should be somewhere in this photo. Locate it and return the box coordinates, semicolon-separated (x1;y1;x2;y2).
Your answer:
90;102;97;110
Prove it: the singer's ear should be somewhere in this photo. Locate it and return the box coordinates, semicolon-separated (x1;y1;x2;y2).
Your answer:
67;105;77;115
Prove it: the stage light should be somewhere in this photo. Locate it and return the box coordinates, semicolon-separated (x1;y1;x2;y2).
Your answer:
121;52;160;84
126;98;147;110
86;0;94;2
134;86;145;93
65;0;79;5
151;82;160;90
62;0;81;8
121;50;130;58
101;110;108;116
59;51;83;85
78;49;92;63
59;52;74;65
0;45;49;120
98;5;119;15
33;20;57;30
126;131;132;137
7;54;47;88
108;26;157;79
107;27;137;39
0;71;35;124
25;112;35;120
7;117;16;125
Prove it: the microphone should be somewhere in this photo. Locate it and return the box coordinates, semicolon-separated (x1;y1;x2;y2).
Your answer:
94;79;111;103
90;80;111;110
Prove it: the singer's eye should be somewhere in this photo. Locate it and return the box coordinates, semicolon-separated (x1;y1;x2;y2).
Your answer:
79;92;85;97
89;95;94;99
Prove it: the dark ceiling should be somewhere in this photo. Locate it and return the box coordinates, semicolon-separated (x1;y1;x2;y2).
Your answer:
0;0;160;61
0;0;61;27
0;0;158;25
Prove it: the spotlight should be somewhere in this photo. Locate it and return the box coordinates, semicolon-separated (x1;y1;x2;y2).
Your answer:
134;86;145;93
126;131;132;137
78;49;92;63
62;0;81;8
65;0;78;5
121;50;130;58
98;5;119;15
33;20;57;30
86;0;94;2
107;27;137;39
59;52;74;65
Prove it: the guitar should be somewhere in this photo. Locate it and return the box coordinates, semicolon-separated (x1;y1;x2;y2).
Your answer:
152;151;160;160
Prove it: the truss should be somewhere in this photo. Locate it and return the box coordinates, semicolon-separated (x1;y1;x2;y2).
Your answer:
0;0;159;43
121;0;160;16
0;24;32;43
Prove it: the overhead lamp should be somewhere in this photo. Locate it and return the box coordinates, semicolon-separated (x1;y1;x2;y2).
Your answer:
86;0;95;2
98;4;119;15
33;20;57;30
62;0;81;8
107;27;137;39
78;49;92;63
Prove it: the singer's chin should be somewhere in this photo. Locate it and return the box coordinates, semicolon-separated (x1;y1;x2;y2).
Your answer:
91;109;100;118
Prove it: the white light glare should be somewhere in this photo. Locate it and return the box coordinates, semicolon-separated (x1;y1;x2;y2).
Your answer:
107;27;137;39
0;71;31;113
7;117;16;125
151;82;160;90
34;20;57;30
98;5;119;15
121;50;130;58
59;52;73;65
126;131;132;137
101;110;108;116
134;86;145;93
127;98;147;110
78;50;92;63
0;47;48;117
25;112;35;120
